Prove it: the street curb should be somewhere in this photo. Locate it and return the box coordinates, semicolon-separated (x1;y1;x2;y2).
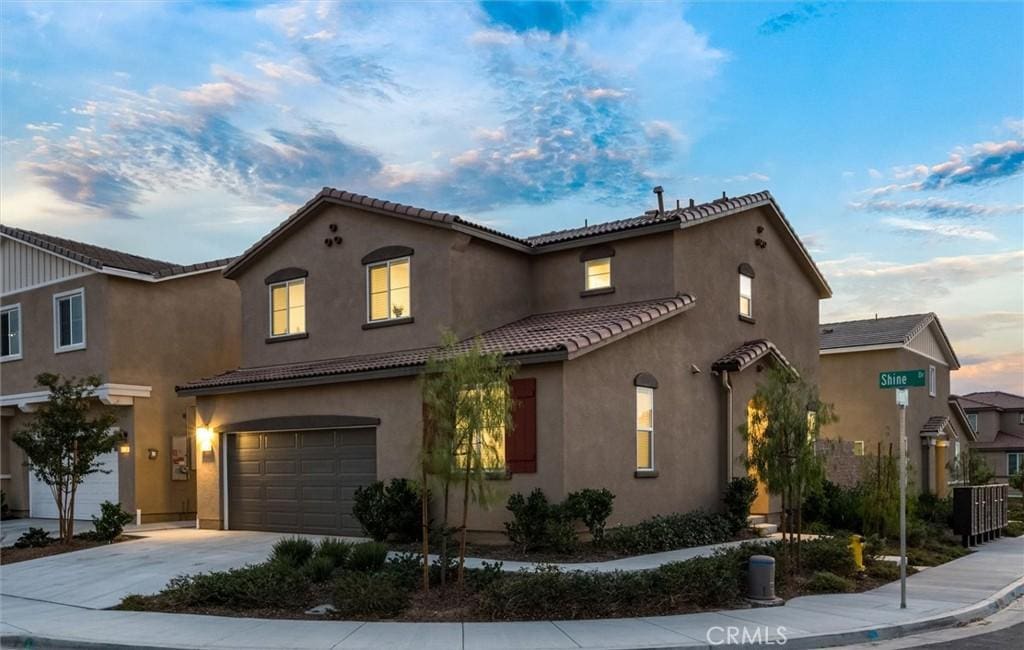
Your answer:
3;577;1023;650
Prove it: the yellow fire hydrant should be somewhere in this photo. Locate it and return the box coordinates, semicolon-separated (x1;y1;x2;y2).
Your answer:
849;534;865;572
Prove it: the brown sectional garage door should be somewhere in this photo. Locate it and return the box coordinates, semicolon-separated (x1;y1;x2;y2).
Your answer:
227;428;375;536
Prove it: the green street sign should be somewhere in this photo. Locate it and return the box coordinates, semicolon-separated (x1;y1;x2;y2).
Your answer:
879;369;926;389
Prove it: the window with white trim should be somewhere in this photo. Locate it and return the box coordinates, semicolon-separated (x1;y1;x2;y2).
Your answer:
367;257;410;322
1018;412;1024;425
852;440;865;456
1;304;22;360
967;413;978;433
269;278;305;337
454;385;507;472
739;272;753;318
928;365;937;397
1008;452;1023;477
53;288;85;352
585;258;612;291
636;386;654;471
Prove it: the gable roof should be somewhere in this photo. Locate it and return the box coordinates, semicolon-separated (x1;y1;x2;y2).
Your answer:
221;188;831;298
1;225;233;281
712;339;796;374
178;294;695;395
947;396;978;441
970;430;1024;450
958;391;1024;412
819;312;959;368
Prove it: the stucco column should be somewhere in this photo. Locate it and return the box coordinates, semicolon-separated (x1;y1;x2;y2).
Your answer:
195;425;223;530
935;441;948;499
922;439;936;494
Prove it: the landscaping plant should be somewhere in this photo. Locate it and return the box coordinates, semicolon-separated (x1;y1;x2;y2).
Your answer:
91;501;133;543
803;480;864;533
352;478;423;542
805;571;855;593
347;541;389;572
315;538;352;568
604;510;733;554
565;488;615;543
14;527;54;549
270;537;316;568
332;571;410;618
722;476;758;535
12;373;118;543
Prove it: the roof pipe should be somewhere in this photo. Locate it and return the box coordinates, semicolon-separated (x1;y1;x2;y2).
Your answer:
653;186;665;215
720;369;733;488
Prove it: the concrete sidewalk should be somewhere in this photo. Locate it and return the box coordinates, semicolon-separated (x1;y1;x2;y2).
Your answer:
2;536;1022;649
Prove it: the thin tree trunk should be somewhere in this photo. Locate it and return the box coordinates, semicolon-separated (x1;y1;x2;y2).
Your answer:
440;484;450;587
420;463;430;593
796;483;803;572
458;466;470;587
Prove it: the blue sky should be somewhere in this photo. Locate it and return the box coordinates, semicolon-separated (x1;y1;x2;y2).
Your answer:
2;1;1022;393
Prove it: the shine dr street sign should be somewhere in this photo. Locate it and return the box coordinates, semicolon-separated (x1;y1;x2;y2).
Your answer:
879;369;926;389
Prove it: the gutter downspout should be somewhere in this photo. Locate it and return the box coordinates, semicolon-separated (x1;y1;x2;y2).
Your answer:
720;369;733;487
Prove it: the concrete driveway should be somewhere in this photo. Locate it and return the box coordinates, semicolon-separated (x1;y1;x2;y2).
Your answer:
0;518;196;546
0;528;365;609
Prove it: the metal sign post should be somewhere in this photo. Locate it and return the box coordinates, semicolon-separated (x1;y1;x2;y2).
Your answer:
896;388;908;609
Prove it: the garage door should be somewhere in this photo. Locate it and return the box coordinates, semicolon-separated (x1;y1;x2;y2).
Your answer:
227;428;376;536
29;452;118;519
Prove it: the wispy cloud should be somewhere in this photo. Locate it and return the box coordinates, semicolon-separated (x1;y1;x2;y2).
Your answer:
758;3;833;36
880;217;996;241
866;137;1024;195
954;352;1024;395
850;197;1024;218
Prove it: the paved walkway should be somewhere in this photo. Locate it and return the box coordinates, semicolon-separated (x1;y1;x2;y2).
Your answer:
0;517;194;546
1;528;1021;649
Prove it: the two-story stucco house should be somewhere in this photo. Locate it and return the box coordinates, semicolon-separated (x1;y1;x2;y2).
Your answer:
955;391;1024;485
0;226;240;522
178;188;831;537
818;313;974;497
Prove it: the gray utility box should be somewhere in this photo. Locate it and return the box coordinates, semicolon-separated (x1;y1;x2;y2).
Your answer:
748;555;776;600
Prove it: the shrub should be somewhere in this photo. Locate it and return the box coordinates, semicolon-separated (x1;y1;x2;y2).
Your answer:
303;555;337;583
14;527;54;548
332;571;410;618
799;536;858;577
565;488;615;543
805;571;855;593
915;493;953;529
605;510;733;554
723;476;758;535
348;541;388;572
91;501;133;543
1010;470;1023;492
865;560;900;581
505;489;556;552
382;552;422;589
653;554;745;608
270;537;316;568
467;560;505;591
352;479;423;542
155;562;308;608
315;538;352;568
544;510;579;554
1004;521;1024;537
803;480;863;533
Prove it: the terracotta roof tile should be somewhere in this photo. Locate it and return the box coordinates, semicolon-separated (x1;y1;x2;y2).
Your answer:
819;313;933;349
712;339;794;373
920;415;949;435
960;391;1024;411
178;294;695;394
970;430;1024;450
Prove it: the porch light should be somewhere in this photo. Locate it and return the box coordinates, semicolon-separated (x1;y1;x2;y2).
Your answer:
118;442;131;455
196;426;214;452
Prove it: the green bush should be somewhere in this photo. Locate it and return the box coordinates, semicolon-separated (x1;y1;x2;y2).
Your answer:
332;571;410;618
315;538;352;567
805;571;855;593
604;510;733;554
653;554;745;608
1010;470;1023;492
915;493;953;529
803;481;864;533
382;553;423;590
505;489;558;552
153;562;309;608
270;537;316;568
14;527;54;548
303;555;337;583
1004;521;1024;537
564;488;615;543
723;476;758;535
799;536;858;577
348;541;389;572
352;479;424;542
865;560;900;581
544;510;579;554
467;560;505;591
91;501;134;543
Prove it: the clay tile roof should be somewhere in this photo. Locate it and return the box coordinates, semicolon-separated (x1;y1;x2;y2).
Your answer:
1;225;231;279
960;391;1024;411
819;313;933;349
920;415;950;435
711;339;794;373
970;430;1024;450
178;294;695;394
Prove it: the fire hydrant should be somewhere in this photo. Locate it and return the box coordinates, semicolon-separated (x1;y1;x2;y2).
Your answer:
849;534;865;572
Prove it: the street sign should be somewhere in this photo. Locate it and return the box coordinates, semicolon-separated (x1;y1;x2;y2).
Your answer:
895;388;909;406
879;369;926;389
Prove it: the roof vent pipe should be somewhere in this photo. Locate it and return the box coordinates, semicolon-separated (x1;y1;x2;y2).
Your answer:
653;186;665;215
689;198;695;208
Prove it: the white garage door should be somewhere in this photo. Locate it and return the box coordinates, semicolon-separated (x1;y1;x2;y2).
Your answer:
29;452;119;519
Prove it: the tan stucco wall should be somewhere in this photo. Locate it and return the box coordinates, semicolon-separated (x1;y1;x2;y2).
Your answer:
820;348;956;493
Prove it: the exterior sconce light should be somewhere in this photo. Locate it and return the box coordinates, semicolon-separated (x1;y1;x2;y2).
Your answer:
118;442;131;455
147;448;159;460
197;427;214;452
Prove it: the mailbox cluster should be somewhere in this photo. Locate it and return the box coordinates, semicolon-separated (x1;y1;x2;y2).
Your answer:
952;484;1009;547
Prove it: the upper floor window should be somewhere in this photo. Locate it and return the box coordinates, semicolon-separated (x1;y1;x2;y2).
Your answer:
53;288;85;352
367;257;410;322
585;258;612;291
269;278;305;337
636;386;655;472
967;413;978;432
1;304;22;361
928;365;937;397
738;264;754;319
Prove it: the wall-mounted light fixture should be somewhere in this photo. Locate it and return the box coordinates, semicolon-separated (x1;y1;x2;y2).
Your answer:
147;448;159;460
118;442;131;455
196;427;214;452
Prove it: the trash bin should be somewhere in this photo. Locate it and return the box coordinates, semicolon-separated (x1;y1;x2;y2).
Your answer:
849;534;865;572
748;555;776;600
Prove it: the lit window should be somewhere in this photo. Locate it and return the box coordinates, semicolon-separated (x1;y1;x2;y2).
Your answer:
1018;413;1024;425
454;385;507;471
853;440;865;456
739;273;753;317
54;288;85;352
928;365;936;397
967;413;978;432
368;257;410;322
636;386;654;471
585;258;612;291
1009;452;1023;477
269;279;305;337
1;304;22;360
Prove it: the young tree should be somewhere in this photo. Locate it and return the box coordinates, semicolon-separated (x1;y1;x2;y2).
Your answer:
741;364;835;569
948;448;994;486
421;333;517;588
13;374;118;543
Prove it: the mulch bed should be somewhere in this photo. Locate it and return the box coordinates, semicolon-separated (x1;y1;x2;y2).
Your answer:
1;535;138;565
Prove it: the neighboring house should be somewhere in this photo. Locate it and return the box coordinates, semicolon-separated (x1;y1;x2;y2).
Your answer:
818;313;974;497
955;391;1024;484
0;226;240;522
178;188;831;536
